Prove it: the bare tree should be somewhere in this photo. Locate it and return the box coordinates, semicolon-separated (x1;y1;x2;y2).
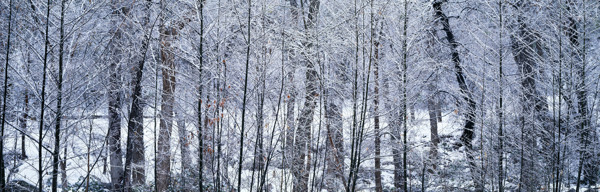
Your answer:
124;0;152;189
107;1;127;190
0;0;13;189
51;0;66;191
432;0;479;189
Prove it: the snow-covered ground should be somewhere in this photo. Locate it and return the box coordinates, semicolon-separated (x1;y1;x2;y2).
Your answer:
4;104;596;191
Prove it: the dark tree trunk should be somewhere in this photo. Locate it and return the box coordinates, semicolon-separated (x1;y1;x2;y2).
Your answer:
0;0;13;188
373;18;382;192
566;0;597;187
20;92;28;159
51;1;66;191
432;0;476;153
38;0;52;190
236;0;251;191
497;1;505;191
124;1;151;188
432;1;479;189
196;0;205;191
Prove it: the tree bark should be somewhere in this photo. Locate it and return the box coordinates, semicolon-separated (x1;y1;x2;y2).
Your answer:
196;0;205;191
292;0;320;191
284;0;299;174
177;118;189;191
401;1;409;190
0;0;13;188
432;1;479;189
427;85;439;171
325;61;345;191
51;0;66;190
20;92;28;159
236;0;251;190
107;2;126;190
497;1;504;191
372;14;382;192
38;0;52;190
156;21;178;192
124;1;151;188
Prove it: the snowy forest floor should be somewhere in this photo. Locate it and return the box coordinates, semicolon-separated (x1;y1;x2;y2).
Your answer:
3;106;598;191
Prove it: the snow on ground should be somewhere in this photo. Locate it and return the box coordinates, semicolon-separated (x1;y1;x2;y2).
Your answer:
4;103;483;191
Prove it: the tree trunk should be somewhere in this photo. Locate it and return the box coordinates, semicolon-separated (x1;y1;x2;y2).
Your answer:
51;1;66;191
124;1;151;188
292;0;320;191
107;2;126;191
0;0;13;188
284;0;299;175
254;62;266;172
177;118;189;191
497;1;504;191
325;61;345;191
20;91;28;159
236;0;252;190
401;1;409;191
156;22;178;192
61;146;67;191
567;0;597;187
432;1;479;189
38;0;52;190
196;0;205;191
384;74;403;190
373;15;382;192
427;85;439;171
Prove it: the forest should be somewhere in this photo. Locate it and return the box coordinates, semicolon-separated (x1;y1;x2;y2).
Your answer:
0;0;599;191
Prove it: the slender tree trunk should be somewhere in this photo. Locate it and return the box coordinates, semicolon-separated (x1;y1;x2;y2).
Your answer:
196;0;205;191
555;3;564;191
385;75;403;190
237;0;252;190
0;0;13;188
86;123;92;192
38;0;52;190
20;92;28;159
51;1;66;191
177;118;189;191
61;146;67;191
372;11;382;192
497;1;504;191
124;1;151;188
401;1;409;191
436;101;442;122
569;0;596;188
